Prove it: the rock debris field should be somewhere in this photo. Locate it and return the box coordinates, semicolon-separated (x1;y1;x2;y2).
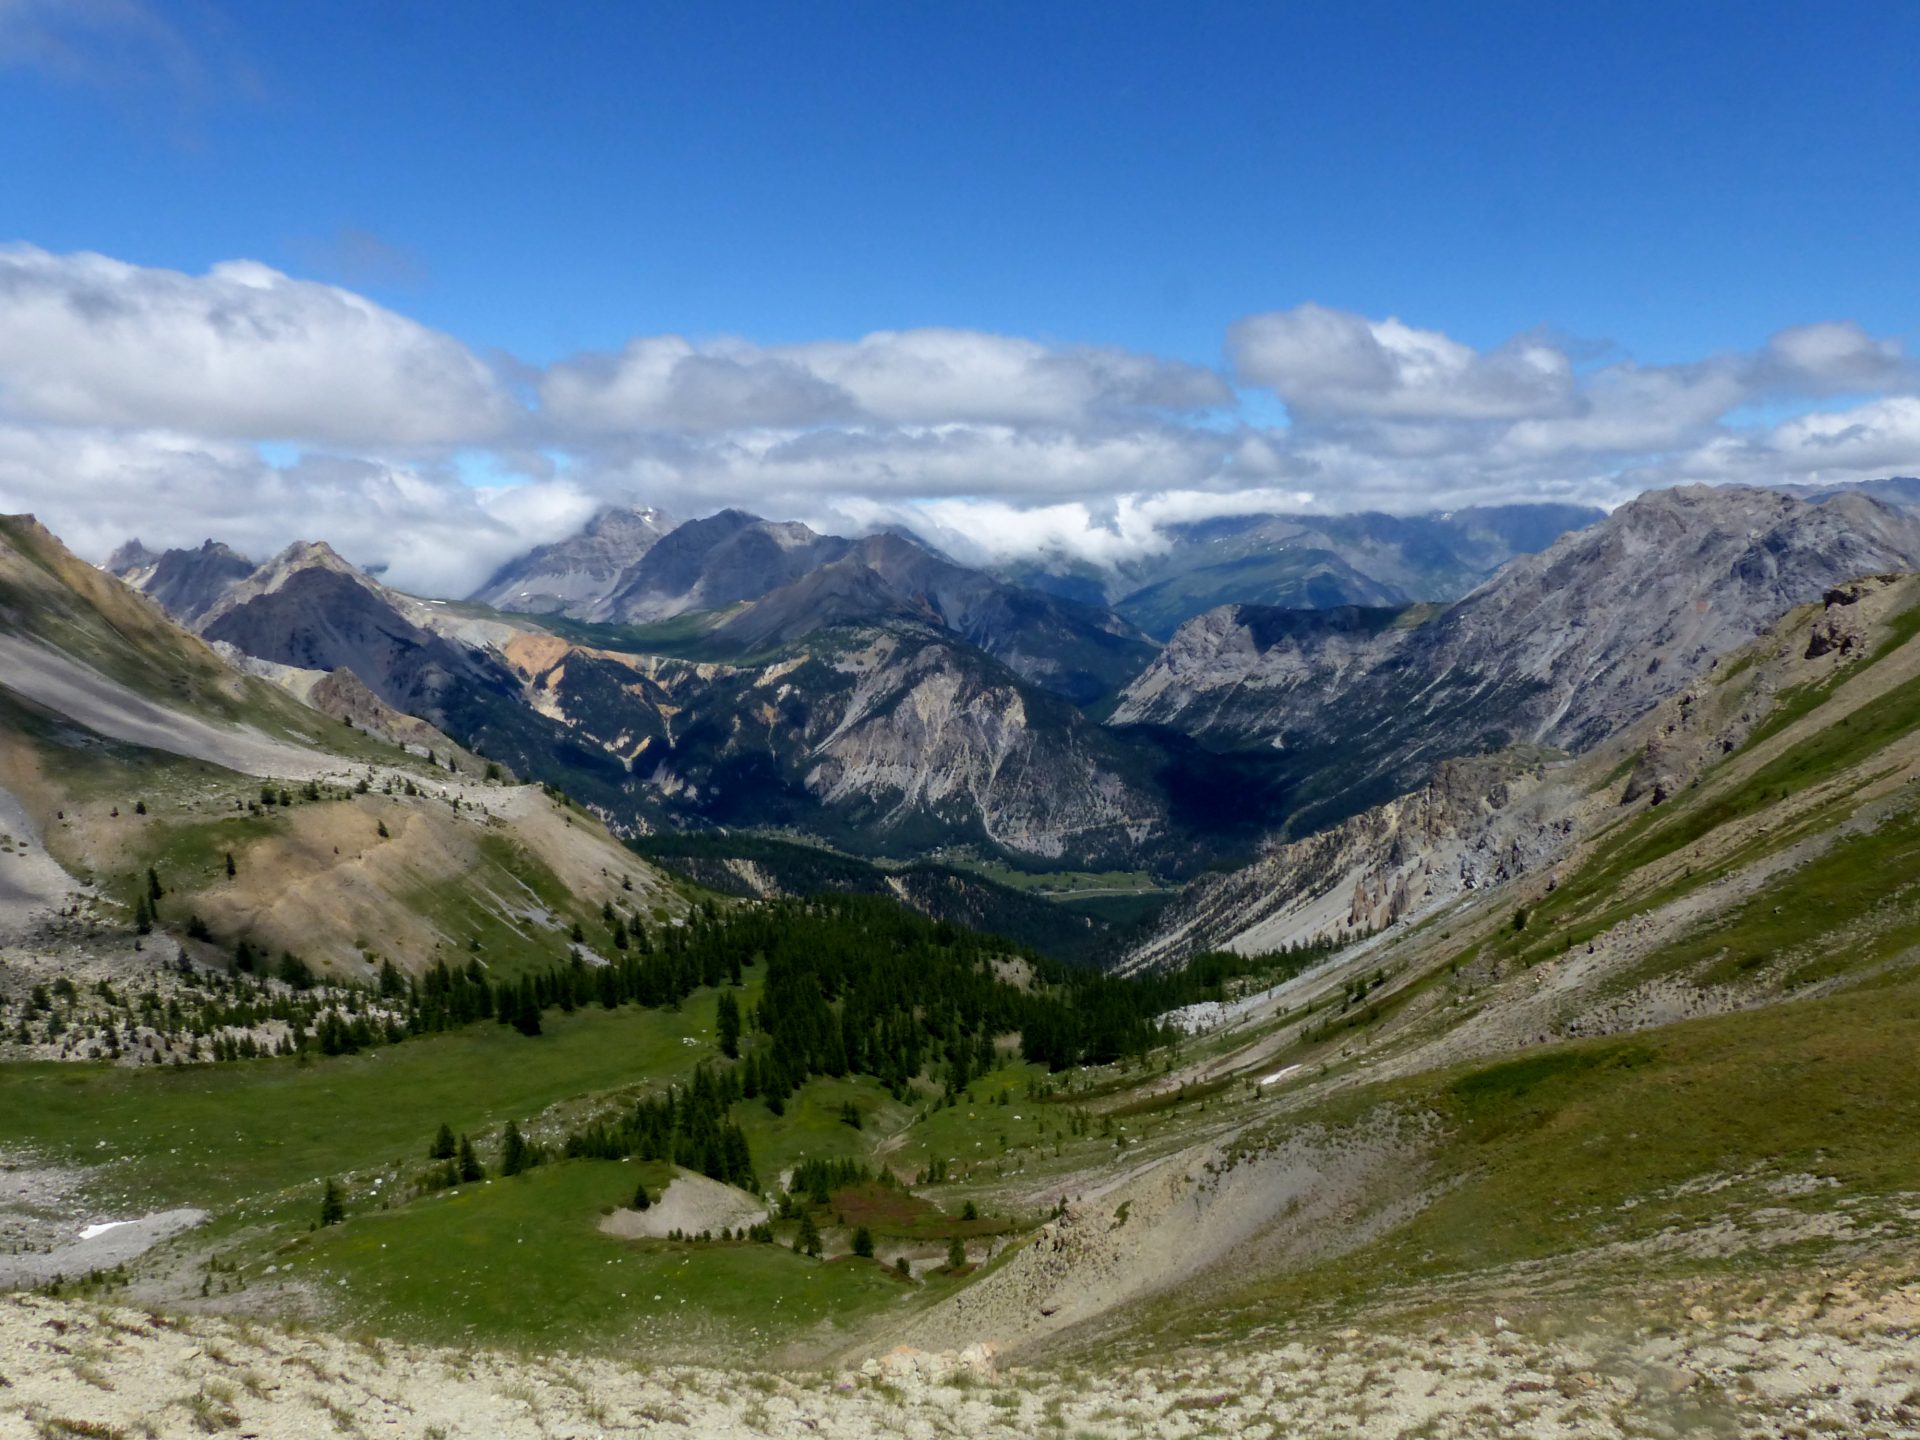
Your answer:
4;1281;1920;1438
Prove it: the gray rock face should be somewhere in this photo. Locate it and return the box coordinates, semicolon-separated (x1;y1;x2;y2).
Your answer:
596;510;852;622
504;626;1165;864
1120;751;1580;971
716;532;1159;707
200;546;512;718
469;506;671;616
1111;486;1920;833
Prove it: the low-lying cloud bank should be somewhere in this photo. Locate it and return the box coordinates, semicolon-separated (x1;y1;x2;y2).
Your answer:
0;243;1914;593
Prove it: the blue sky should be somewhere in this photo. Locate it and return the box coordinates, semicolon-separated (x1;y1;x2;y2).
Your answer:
1;1;1918;592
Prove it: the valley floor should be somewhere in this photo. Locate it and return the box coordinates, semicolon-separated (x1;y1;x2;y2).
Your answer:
5;1262;1919;1439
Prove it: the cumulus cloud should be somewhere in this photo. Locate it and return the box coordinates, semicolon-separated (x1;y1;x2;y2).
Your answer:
2;244;1918;591
542;327;1230;433
0;423;591;596
1757;321;1910;394
0;246;514;446
1229;304;1575;421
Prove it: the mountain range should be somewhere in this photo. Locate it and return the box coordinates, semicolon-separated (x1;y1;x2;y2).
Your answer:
1004;501;1608;636
98;484;1920;886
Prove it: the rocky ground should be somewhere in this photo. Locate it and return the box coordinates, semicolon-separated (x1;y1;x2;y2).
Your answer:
3;1270;1919;1439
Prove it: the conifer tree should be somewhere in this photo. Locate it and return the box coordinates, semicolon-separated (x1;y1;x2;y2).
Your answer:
224;851;236;878
632;1178;651;1210
457;1134;484;1182
429;1122;456;1160
319;1178;345;1227
946;1235;966;1271
716;990;740;1059
146;867;164;902
500;1120;529;1177
853;1226;874;1259
512;987;542;1037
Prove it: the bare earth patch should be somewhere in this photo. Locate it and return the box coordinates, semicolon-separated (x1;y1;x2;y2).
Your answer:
598;1171;769;1240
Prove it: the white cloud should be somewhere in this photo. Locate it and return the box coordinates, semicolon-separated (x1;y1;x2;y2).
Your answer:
0;246;514;446
1229;304;1575;421
2;245;1918;589
1758;321;1909;393
0;423;589;596
542;326;1230;433
1496;359;1748;459
1703;396;1920;482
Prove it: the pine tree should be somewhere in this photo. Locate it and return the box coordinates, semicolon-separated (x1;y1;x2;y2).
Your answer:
716;990;740;1059
512;987;542;1037
376;819;390;839
146;867;164;902
795;1210;822;1258
133;894;152;935
224;851;236;879
500;1120;529;1177
319;1178;345;1227
946;1235;966;1271
429;1122;456;1160
457;1134;484;1182
852;1226;874;1259
632;1178;651;1210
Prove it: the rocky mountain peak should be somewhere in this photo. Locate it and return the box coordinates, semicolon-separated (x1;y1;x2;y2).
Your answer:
105;538;159;575
470;504;673;616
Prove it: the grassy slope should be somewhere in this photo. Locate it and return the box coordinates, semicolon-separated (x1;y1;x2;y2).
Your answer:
1157;971;1920;1354
1079;578;1920;1352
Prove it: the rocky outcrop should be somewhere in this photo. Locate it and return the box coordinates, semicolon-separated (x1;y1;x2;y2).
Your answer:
1120;751;1584;969
1108;602;1435;736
